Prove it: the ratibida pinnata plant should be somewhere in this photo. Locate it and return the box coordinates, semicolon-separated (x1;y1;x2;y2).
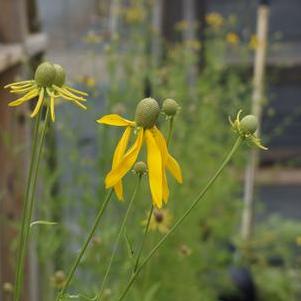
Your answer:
114;110;267;301
3;62;88;301
97;97;183;208
4;63;268;301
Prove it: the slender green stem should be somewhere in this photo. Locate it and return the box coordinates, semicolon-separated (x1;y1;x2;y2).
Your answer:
14;108;48;301
97;177;141;301
56;189;114;301
117;137;243;301
132;205;153;273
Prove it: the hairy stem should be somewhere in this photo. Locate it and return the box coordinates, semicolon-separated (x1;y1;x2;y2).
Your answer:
14;108;49;301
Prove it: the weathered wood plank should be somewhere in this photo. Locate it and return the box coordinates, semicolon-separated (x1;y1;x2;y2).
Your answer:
0;33;47;73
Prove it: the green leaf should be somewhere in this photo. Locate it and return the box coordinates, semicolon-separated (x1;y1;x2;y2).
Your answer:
30;220;58;228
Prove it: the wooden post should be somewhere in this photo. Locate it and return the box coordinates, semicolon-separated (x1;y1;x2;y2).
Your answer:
241;1;270;241
0;1;30;300
109;0;121;36
162;0;183;42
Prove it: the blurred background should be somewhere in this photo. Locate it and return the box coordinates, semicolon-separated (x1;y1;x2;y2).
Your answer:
1;0;301;300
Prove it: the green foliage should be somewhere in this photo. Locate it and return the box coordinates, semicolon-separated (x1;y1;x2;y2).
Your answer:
29;4;300;301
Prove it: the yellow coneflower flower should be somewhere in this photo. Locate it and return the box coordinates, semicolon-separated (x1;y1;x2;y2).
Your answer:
50;270;66;289
226;32;239;45
97;98;183;208
143;208;173;234
4;62;88;122
206;12;224;28
249;34;258;50
123;6;146;24
175;20;189;32
83;31;103;44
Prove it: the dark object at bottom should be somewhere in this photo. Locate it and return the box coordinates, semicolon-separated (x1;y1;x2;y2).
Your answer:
219;267;256;301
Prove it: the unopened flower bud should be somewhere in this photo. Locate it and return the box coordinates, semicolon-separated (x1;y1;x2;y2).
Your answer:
34;62;56;87
51;270;66;288
133;161;147;176
135;98;160;128
240;115;258;135
179;244;192;257
53;64;66;87
3;282;13;294
162;98;179;116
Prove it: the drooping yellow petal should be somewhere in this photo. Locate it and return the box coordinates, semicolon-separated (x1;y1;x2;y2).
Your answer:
162;169;169;203
153;127;168;162
8;89;39;107
166;154;183;183
152;128;169;203
50;95;55;122
154;127;183;184
97;114;135;127
145;129;163;208
105;128;143;188
4;80;34;89
53;85;86;102
10;86;34;94
31;88;45;118
65;86;88;96
112;127;132;200
66;98;87;110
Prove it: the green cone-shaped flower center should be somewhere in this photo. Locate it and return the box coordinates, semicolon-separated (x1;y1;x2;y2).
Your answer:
135;98;160;129
34;62;56;87
240;115;258;135
53;64;66;87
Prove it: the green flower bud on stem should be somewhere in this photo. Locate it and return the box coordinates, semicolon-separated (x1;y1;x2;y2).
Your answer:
53;64;66;87
162;98;179;117
240;115;258;135
133;161;147;176
34;62;56;87
135;98;160;128
153;210;164;223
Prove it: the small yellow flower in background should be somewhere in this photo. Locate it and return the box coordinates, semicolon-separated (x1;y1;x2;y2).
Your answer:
123;6;146;24
97;98;183;208
229;110;267;150
143;208;173;234
226;32;239;45
296;236;301;246
3;282;13;294
249;34;259;50
50;270;66;289
83;31;103;44
80;75;96;88
184;39;202;51
206;12;224;28
4;62;88;122
175;20;189;31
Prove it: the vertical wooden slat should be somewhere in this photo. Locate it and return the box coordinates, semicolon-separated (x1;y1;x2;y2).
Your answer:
0;1;30;300
162;0;183;42
241;2;270;241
